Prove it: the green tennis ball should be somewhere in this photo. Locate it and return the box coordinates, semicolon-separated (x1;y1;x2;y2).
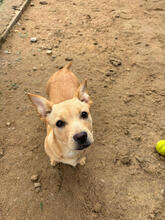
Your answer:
156;140;165;156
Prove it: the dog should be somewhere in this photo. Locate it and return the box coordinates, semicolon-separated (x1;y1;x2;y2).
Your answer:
28;62;94;167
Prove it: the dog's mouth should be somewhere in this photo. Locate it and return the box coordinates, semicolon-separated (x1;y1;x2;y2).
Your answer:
76;141;91;150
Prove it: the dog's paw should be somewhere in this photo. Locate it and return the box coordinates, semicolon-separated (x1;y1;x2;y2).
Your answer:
50;159;58;167
79;157;86;166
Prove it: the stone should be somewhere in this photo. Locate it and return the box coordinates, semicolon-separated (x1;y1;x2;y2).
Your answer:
46;50;52;55
4;50;11;54
31;174;39;182
161;189;165;196
109;57;122;67
149;214;155;219
34;182;41;188
33;67;37;71
30;37;37;43
6;122;11;126
0;149;4;157
35;187;41;193
65;57;73;61
39;1;48;5
93;202;102;213
121;156;132;166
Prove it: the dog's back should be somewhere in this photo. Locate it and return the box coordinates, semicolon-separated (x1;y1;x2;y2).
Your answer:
46;62;80;104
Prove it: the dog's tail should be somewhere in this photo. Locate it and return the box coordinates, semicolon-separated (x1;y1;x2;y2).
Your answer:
64;62;72;70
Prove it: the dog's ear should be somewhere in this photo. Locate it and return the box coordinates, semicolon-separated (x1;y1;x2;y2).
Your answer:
74;80;92;105
28;93;53;117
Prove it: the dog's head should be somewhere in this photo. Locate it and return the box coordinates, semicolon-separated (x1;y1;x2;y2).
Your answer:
28;81;94;151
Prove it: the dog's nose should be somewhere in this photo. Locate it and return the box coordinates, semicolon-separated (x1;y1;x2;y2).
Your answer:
73;132;87;144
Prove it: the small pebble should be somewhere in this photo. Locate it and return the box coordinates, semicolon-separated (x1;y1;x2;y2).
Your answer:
4;50;11;54
0;149;4;156
65;57;73;61
121;156;132;166
34;182;41;188
30;37;37;43
93;202;102;213
31;174;39;182
6;122;11;126
46;50;52;55
35;187;41;193
109;57;122;67
30;3;34;7
161;189;165;196
149;214;155;219
39;1;48;5
33;67;37;71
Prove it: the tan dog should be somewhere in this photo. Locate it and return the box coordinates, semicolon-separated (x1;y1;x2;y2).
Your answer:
28;62;94;167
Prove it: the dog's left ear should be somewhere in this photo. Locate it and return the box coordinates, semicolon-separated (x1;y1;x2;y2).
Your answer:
28;93;53;117
74;80;92;105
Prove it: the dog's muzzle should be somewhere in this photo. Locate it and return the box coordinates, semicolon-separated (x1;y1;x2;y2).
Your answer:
73;131;91;150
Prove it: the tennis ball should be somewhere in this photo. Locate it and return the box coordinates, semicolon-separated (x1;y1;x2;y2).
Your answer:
156;140;165;156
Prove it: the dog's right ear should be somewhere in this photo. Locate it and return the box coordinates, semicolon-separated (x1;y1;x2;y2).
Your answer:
28;93;53;117
74;80;93;106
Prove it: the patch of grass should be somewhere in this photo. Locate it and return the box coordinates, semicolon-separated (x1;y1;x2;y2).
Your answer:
15;57;22;62
18;32;28;38
40;202;43;211
10;83;19;90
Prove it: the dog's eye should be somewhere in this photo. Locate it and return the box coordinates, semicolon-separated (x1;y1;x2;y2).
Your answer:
56;120;65;128
81;111;88;119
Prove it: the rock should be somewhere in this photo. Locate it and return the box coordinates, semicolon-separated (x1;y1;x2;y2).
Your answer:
110;57;122;67
121;156;132;166
12;5;18;10
0;149;4;157
149;214;155;219
6;122;11;126
30;37;37;43
33;67;37;71
39;1;48;5
46;50;52;55
34;182;41;188
124;129;129;135
93;202;102;213
161;189;165;196
4;50;11;54
65;57;73;61
135;156;144;163
35;187;41;193
30;3;34;7
31;174;39;182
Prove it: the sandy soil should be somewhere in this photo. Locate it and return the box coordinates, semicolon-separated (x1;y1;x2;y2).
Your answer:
0;0;165;219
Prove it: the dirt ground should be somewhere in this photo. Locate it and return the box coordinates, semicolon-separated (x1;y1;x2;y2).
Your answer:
0;0;165;219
